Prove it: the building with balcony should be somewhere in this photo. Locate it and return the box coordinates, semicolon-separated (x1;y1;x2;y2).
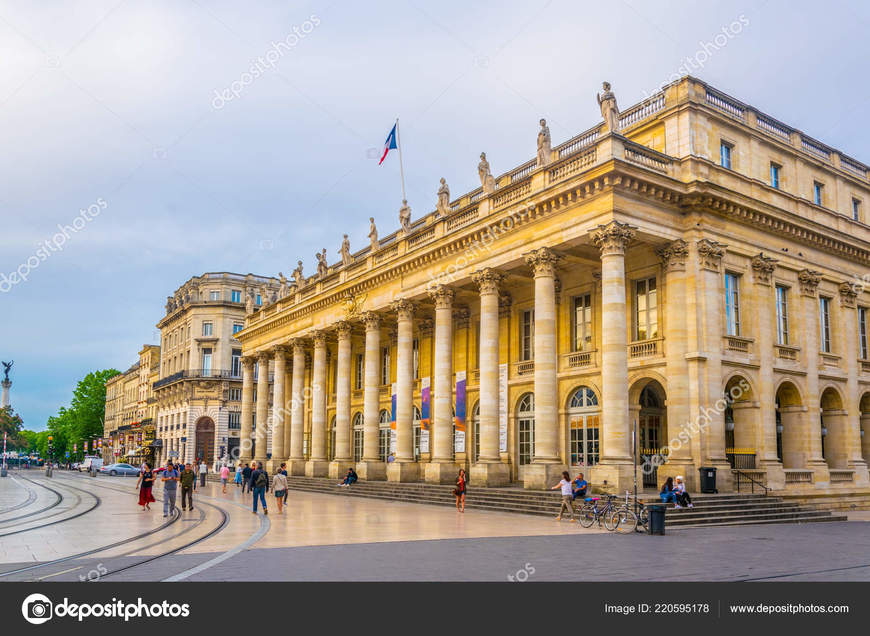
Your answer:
103;361;140;462
153;272;281;467
235;76;870;494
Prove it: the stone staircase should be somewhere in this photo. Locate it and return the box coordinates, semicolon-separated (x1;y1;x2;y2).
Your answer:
284;476;847;528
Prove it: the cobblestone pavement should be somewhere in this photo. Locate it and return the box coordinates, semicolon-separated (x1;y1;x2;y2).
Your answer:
1;470;868;581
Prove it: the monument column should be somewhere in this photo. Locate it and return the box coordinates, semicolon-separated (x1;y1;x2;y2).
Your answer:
357;312;386;480
286;339;307;475
426;285;460;483
388;299;419;482
591;221;636;492
266;346;287;471
239;356;255;463
306;331;329;477
254;352;270;464
329;322;353;478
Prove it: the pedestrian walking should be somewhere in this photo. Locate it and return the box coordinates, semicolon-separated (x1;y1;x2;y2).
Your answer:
220;464;230;493
279;462;289;506
234;464;243;488
136;462;155;510
552;471;576;522
251;462;269;515
180;462;196;510
454;468;468;512
161;461;180;518
199;459;208;487
272;468;288;514
242;463;253;494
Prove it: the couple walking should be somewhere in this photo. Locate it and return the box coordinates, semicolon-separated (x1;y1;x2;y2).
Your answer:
248;461;290;515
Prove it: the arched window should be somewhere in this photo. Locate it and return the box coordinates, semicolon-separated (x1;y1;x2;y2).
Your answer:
567;387;599;466
413;406;422;460
471;402;480;462
352;412;364;462
517;393;535;466
378;409;391;461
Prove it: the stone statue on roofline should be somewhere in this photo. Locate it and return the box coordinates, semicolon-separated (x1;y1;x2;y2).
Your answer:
245;291;254;314
292;260;304;287
339;234;352;266
536;118;551;167
436;178;450;216
399;200;411;233
316;248;328;278
597;81;620;132
278;272;289;298
478;152;495;194
368;217;379;252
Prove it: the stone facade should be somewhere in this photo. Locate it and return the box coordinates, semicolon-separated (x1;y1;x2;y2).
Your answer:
235;77;870;493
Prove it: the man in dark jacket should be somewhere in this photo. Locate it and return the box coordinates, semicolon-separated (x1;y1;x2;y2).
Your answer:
250;462;269;515
241;463;253;494
180;463;197;511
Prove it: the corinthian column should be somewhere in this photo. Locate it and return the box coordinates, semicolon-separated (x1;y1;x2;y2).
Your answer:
286;339;307;475
387;299;419;481
266;346;287;471
425;285;460;483
838;282;870;484
798;269;829;483
521;249;565;489
357;312;386;480
305;331;329;477
591;221;635;492
239;356;255;463
254;352;270;463
329;322;353;478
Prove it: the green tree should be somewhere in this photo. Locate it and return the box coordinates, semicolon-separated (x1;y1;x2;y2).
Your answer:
0;406;24;446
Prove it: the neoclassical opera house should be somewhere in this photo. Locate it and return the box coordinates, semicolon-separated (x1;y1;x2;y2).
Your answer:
236;76;870;494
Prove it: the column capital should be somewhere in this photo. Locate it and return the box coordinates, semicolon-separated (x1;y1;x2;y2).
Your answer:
798;269;822;297
288;337;307;353
839;281;860;307
591;220;635;256
255;351;270;363
311;330;328;347
390;298;416;321
523;247;562;278
335;321;353;339
750;252;778;285
696;238;727;272
428;284;455;309
360;311;381;331
472;268;504;295
241;356;256;370
656;238;689;273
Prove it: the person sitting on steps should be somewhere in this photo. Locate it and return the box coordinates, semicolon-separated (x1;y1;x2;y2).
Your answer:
673;476;693;508
659;477;678;504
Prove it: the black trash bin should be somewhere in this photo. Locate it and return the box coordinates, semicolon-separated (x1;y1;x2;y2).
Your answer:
699;466;718;493
647;504;666;535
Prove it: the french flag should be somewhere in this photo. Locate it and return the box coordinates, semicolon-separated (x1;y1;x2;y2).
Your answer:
379;123;398;165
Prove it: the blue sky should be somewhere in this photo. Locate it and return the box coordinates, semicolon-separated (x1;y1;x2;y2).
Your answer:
1;0;869;431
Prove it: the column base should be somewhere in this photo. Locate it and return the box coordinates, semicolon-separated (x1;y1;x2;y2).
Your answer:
265;459;287;473
386;461;420;482
522;463;567;490
586;461;638;494
425;461;462;485
471;462;511;487
758;460;786;491
305;460;330;478
355;460;387;481
704;460;734;492
807;459;830;486
849;459;870;486
285;459;307;476
328;460;355;480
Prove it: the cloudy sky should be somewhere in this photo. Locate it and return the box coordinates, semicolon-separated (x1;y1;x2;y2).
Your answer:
1;0;869;431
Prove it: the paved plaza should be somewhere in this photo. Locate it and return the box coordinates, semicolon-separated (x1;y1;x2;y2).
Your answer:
1;471;868;582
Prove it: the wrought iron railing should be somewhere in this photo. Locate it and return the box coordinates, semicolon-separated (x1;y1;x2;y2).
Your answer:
733;469;769;495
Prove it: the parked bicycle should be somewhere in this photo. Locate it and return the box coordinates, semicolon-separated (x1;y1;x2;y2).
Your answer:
578;495;620;530
608;491;648;534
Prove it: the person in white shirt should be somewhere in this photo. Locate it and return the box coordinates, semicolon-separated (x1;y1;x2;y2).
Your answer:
198;460;208;487
674;476;693;508
550;471;576;522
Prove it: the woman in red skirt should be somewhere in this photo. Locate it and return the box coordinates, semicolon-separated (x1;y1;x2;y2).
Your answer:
136;462;155;510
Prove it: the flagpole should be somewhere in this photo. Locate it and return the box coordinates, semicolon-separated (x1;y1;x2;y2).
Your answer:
395;118;407;202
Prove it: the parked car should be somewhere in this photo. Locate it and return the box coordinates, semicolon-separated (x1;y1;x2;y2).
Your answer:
99;463;140;476
80;456;103;472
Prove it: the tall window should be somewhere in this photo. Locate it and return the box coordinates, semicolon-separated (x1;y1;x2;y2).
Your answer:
572;294;593;351
568;387;600;467
520;310;535;361
256;294;262;305
720;141;732;169
232;322;243;335
634;277;658;341
231;289;242;303
210;290;220;301
228;411;240;430
352;413;364;462
412;338;420;379
202;322;213;337
860;307;868;360
517;393;535;466
228;388;242;401
853;198;862;222
770;162;781;189
231;348;242;377
775;285;789;345
813;181;824;206
724;272;741;336
819;296;832;353
201;348;213;374
378;409;391;461
381;346;390;385
354;353;364;390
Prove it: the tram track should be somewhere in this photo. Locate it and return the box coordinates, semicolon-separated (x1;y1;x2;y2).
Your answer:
0;475;98;537
0;475;39;515
0;473;64;526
